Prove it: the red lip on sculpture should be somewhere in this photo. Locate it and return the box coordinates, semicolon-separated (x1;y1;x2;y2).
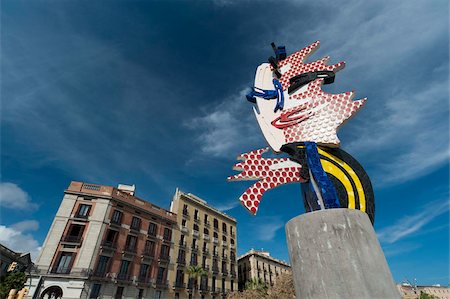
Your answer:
271;106;312;129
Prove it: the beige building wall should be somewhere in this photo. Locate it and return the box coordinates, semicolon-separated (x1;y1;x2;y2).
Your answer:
237;249;291;291
397;284;450;299
168;189;238;299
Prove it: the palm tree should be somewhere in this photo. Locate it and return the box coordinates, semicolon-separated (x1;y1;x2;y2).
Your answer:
187;265;207;299
245;278;268;294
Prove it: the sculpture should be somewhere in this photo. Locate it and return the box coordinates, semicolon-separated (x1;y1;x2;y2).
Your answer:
228;41;375;223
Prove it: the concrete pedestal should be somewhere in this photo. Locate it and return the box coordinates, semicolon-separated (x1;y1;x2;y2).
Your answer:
285;209;400;299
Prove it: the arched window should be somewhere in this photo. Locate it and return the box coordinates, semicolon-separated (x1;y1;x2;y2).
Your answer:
213;219;218;229
231;239;235;244
41;286;63;299
204;228;209;235
222;223;227;233
193;224;199;232
222;235;227;241
213;232;218;238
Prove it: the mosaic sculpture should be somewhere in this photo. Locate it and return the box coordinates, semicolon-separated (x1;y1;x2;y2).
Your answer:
228;41;375;223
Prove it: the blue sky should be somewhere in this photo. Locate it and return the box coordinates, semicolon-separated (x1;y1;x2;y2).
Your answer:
1;0;448;286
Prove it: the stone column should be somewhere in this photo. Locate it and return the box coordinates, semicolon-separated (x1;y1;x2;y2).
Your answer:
285;208;400;299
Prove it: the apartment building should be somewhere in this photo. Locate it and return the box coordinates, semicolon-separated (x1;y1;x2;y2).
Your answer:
26;181;177;299
237;249;291;291
168;189;237;299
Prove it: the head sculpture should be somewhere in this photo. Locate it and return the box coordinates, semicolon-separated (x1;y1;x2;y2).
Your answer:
228;41;375;223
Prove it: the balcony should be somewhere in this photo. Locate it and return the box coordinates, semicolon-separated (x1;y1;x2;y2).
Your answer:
230;244;235;249
212;266;219;274
211;287;221;295
222;269;228;276
182;210;189;218
110;218;122;226
204;220;210;227
50;267;71;274
61;235;83;245
74;213;89;220
142;248;154;259
155;279;169;289
173;281;185;289
130;224;141;232
203;248;210;255
230;232;236;238
181;226;189;234
230;271;236;278
177;257;186;266
213;251;219;258
203;234;210;241
194;217;200;223
191;245;199;252
202;265;210;271
117;273;131;281
222;254;228;260
101;240;117;250
92;270;107;278
122;245;136;255
137;276;152;284
158;255;170;263
200;285;210;293
212;238;218;244
222;241;228;247
192;230;199;238
179;240;187;248
230;255;236;262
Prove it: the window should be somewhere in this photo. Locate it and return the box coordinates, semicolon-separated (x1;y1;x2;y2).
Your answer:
190;253;197;265
204;228;209;235
90;283;101;298
131;217;141;231
144;240;155;255
160;244;170;258
54;252;73;274
231;239;235;245
118;260;130;279
163;228;172;241
175;269;184;285
222;223;227;233
76;204;91;218
212;276;216;291
194;209;199;220
214;218;218;229
183;204;188;216
104;229;118;246
193;224;199;232
139;264;149;280
222;235;227;242
65;224;84;243
125;235;137;252
115;287;124;299
157;267;166;282
231;280;234;292
213;232;218;238
148;222;157;236
222;278;225;292
181;219;187;227
230;226;234;235
204;214;208;223
137;289;144;299
95;256;110;276
111;210;122;225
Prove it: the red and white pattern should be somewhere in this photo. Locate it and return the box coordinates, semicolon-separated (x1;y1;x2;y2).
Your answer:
227;148;305;215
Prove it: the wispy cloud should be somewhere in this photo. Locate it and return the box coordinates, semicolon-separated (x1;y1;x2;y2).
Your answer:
0;183;38;210
377;199;449;244
0;220;42;260
247;216;285;242
214;199;241;212
185;88;263;158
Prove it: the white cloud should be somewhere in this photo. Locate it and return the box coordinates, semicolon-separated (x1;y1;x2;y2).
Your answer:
0;220;42;260
214;199;241;212
186;88;264;158
249;216;285;242
0;183;38;210
377;199;449;244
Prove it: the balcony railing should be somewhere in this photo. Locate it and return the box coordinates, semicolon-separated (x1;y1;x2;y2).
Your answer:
182;210;189;217
203;248;210;255
212;238;218;244
177;257;186;265
179;240;187;248
173;281;186;289
117;273;131;281
130;224;141;232
137;276;152;284
211;287;221;294
192;230;199;238
62;235;83;244
230;244;235;249
213;251;219;257
122;245;136;254
194;217;200;223
230;232;236;238
202;265;210;271
110;218;122;226
181;226;189;234
222;254;228;260
222;269;228;276
191;245;199;252
142;249;154;258
74;213;89;220
48;267;91;277
203;234;210;241
204;220;210;227
159;255;170;263
222;241;228;247
155;279;169;289
50;267;71;274
101;240;117;249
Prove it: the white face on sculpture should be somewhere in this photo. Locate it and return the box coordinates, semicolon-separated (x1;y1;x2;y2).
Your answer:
250;41;366;153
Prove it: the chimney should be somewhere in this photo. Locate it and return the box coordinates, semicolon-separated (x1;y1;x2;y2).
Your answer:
118;184;136;196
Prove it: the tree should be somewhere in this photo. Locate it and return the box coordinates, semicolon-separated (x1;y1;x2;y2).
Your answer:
267;272;295;299
228;289;265;299
0;272;27;298
187;265;207;299
419;291;438;299
245;278;268;294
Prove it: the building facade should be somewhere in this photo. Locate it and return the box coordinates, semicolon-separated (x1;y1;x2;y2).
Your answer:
237;249;290;291
26;181;178;299
168;189;237;299
397;283;450;299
